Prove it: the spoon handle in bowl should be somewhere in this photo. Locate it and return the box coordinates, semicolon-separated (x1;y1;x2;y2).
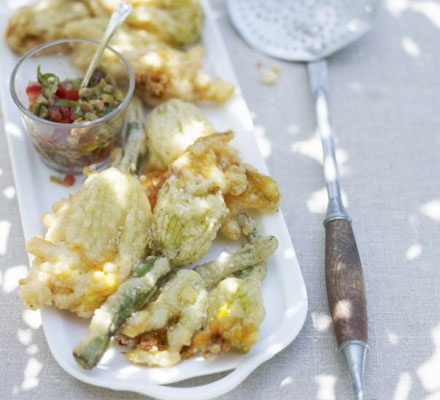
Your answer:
80;2;132;89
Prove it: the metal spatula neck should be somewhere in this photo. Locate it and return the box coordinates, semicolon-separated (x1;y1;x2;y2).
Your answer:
340;340;368;400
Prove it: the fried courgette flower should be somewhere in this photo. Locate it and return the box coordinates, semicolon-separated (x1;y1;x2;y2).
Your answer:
184;214;268;357
151;177;227;266
61;18;234;106
95;0;204;46
145;99;214;170
144;131;281;240
148;132;245;266
4;0;92;54
19;98;151;318
188;264;266;356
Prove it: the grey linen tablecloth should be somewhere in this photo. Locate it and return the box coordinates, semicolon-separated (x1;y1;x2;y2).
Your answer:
1;1;440;399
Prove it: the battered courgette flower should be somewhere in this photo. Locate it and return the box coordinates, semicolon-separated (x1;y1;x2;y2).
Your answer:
148;129;281;265
189;263;266;356
147;132;244;266
144;131;281;250
185;214;269;356
150;176;228;267
145;99;214;170
73;256;171;369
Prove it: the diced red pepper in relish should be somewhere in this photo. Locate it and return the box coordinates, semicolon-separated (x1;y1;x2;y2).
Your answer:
56;83;79;101
25;81;41;102
47;105;77;123
70;107;77;122
60;106;70;118
63;174;76;186
48;106;63;122
50;174;76;187
59;106;75;123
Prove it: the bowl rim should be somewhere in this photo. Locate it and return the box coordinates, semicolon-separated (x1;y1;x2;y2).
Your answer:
10;38;135;129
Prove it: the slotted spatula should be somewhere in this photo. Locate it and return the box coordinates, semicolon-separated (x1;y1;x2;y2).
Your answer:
226;1;379;399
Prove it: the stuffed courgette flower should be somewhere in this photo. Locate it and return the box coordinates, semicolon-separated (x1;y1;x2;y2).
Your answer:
148;131;248;266
145;131;281;250
185;214;269;356
188;263;266;356
19;98;151;318
151;176;227;266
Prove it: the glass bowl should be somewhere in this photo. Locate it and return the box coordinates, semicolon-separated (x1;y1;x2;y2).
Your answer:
10;38;135;174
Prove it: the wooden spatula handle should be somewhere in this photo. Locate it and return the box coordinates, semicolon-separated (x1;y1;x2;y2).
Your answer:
325;219;368;347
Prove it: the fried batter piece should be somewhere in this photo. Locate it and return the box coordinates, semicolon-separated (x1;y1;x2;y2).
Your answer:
141;131;244;208
62;18;234;105
169;132;248;195
96;0;204;46
221;165;281;240
4;0;91;54
19;169;152;318
184;133;280;240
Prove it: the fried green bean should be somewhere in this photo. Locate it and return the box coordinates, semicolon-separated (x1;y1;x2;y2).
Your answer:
73;256;170;369
193;233;277;288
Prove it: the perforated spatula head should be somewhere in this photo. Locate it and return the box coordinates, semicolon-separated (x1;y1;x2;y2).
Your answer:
226;0;379;61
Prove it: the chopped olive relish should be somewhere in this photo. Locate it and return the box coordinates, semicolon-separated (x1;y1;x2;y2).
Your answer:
26;66;123;123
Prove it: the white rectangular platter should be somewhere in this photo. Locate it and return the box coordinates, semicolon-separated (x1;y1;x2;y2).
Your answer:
0;1;308;399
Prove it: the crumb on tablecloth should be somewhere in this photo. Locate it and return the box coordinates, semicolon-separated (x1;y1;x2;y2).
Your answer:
259;64;279;85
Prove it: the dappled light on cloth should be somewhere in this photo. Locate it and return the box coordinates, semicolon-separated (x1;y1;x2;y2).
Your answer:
418;323;440;393
315;375;337;400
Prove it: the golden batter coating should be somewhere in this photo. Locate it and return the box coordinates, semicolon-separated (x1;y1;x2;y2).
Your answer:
184;215;269;358
221;165;281;240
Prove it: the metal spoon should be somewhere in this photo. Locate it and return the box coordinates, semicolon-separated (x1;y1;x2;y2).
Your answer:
226;1;379;399
80;2;132;89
